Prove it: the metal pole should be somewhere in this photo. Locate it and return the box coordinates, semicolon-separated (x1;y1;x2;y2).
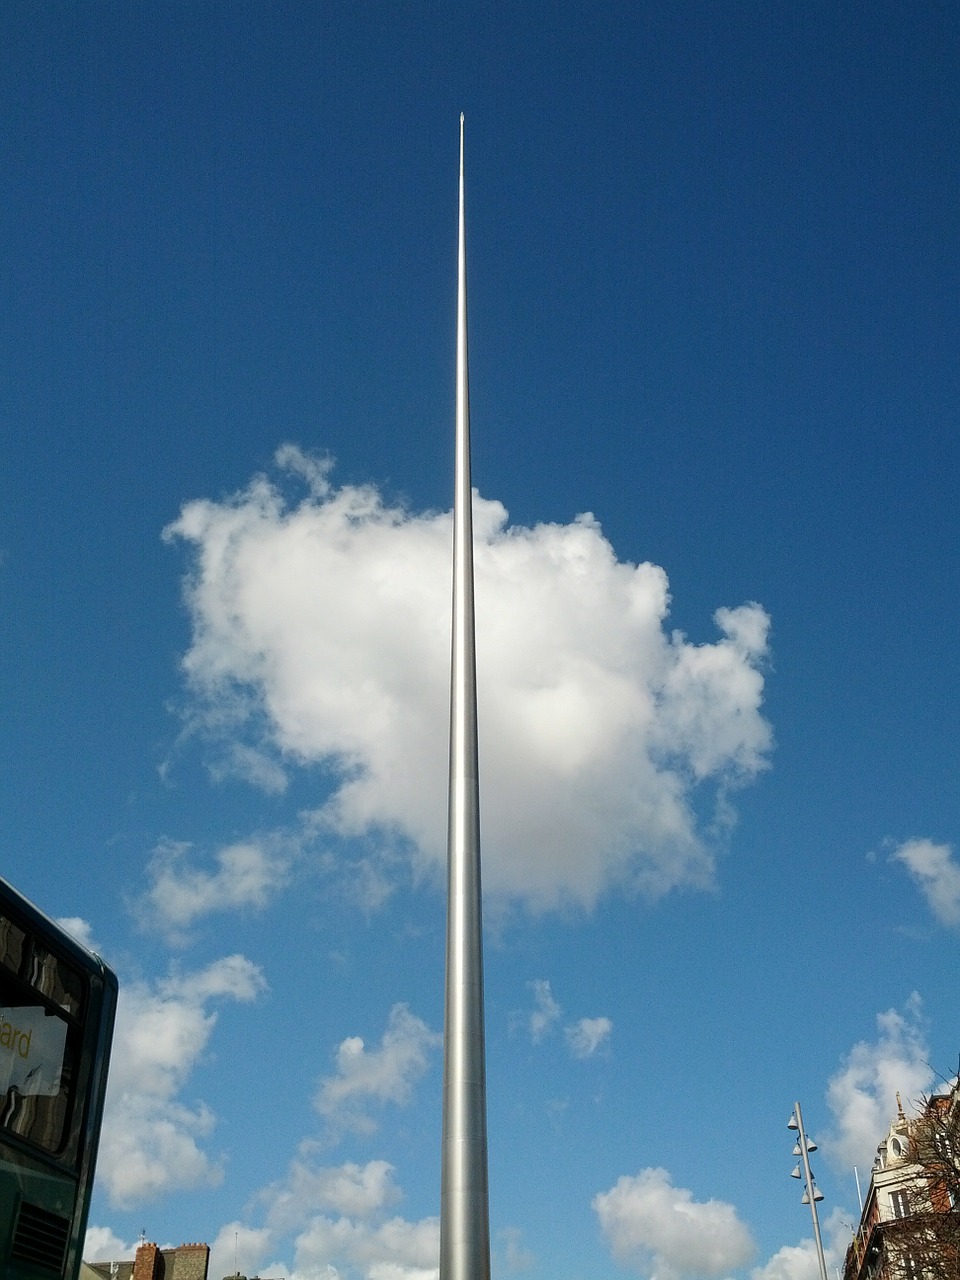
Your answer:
440;113;491;1280
794;1101;829;1280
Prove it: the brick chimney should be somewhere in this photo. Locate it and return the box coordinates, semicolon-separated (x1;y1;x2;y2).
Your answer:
132;1243;162;1280
170;1243;210;1280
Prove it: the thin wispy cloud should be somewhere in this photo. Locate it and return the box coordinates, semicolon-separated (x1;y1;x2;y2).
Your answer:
497;1226;536;1273
528;979;562;1043
523;980;612;1057
165;447;773;913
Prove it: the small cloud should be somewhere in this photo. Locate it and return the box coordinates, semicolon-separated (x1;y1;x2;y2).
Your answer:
56;916;98;952
314;1004;441;1137
498;1226;536;1272
211;742;290;794
891;838;960;927
528;979;561;1044
565;1016;612;1059
137;835;292;942
593;1167;756;1279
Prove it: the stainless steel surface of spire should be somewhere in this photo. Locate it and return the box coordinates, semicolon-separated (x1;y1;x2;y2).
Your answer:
440;114;491;1280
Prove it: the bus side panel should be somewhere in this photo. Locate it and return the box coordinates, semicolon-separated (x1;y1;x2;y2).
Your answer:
0;1147;77;1277
63;963;117;1280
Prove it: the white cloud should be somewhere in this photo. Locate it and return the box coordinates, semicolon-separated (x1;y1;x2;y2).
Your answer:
752;1208;852;1280
83;1226;137;1263
497;1226;536;1272
56;916;98;952
97;955;267;1207
138;835;292;941
164;448;772;911
528;979;562;1043
209;1222;277;1280
523;981;610;1057
265;1157;402;1233
891;838;960;927
205;1153;427;1280
291;1212;439;1280
823;994;933;1171
593;1167;757;1280
314;1004;441;1136
752;1241;821;1280
566;1016;612;1059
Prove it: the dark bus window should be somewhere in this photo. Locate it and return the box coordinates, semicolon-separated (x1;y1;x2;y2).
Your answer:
31;945;84;1019
0;918;26;974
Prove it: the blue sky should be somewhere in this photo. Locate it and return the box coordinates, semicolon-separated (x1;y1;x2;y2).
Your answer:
2;4;959;1279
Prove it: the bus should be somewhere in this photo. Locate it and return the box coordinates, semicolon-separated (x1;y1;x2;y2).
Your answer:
0;876;117;1279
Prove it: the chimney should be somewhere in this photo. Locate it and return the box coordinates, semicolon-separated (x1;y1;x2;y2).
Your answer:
132;1243;162;1280
170;1243;210;1280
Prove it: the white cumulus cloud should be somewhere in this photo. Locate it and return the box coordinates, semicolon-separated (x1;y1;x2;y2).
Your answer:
265;1157;402;1233
752;1241;821;1280
83;1226;138;1264
752;1208;852;1280
208;1222;278;1280
291;1212;439;1280
97;954;267;1208
891;837;960;927
823;994;933;1171
164;447;772;911
205;1152;427;1280
593;1167;757;1280
314;1004;441;1136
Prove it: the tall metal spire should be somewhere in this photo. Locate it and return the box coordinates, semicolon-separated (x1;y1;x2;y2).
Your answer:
440;113;491;1280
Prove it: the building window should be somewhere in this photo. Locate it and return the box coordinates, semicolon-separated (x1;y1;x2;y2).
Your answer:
890;1189;912;1219
902;1251;921;1280
933;1130;953;1161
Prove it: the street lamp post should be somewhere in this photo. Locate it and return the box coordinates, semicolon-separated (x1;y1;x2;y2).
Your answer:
788;1102;829;1280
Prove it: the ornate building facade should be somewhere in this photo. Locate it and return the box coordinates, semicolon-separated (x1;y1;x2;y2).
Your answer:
843;1083;960;1280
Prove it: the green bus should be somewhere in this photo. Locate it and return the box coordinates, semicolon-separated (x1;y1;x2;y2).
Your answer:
0;877;117;1279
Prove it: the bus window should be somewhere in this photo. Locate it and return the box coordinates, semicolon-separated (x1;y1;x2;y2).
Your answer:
0;918;26;974
0;1000;72;1153
30;946;83;1019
